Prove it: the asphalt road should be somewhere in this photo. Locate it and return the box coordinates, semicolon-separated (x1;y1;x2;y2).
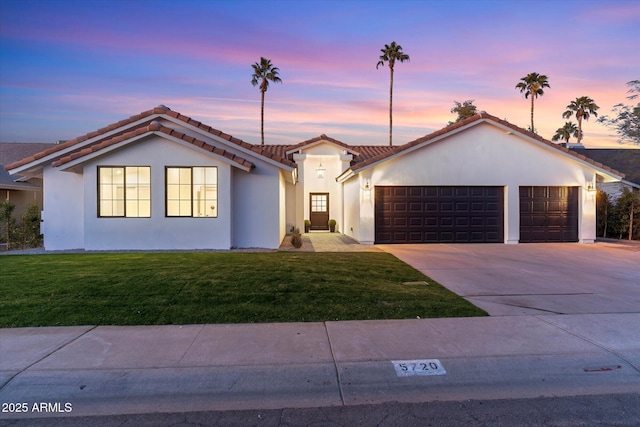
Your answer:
2;393;639;426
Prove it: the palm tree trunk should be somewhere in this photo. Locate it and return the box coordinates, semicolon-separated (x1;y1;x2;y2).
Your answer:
530;96;535;132
577;116;582;144
260;90;265;145
389;66;394;146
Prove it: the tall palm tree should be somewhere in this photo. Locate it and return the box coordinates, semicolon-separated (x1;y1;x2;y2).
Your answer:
551;122;579;144
251;57;282;145
515;72;550;133
562;96;600;144
376;41;410;146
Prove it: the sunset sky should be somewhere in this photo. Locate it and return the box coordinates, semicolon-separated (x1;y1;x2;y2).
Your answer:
1;0;639;148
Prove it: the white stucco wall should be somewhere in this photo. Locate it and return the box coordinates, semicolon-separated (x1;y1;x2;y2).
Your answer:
231;158;284;249
81;136;233;250
42;165;84;250
293;142;349;232
349;122;598;244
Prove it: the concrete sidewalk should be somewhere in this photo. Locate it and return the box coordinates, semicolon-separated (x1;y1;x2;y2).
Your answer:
2;314;639;419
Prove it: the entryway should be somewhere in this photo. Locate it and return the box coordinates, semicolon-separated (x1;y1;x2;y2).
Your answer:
310;193;329;230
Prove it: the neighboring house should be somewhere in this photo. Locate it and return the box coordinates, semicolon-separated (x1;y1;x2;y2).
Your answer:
5;106;625;250
1;142;56;215
569;148;640;200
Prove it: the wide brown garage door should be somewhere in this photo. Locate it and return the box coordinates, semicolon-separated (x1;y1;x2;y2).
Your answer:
375;186;504;244
519;186;578;242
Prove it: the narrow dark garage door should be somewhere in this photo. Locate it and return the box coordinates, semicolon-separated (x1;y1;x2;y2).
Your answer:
375;186;504;244
519;186;578;243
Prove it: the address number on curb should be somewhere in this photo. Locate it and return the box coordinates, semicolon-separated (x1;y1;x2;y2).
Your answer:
392;359;447;377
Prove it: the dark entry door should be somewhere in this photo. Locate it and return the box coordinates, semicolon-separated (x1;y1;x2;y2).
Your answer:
519;186;578;242
310;193;329;230
375;186;504;243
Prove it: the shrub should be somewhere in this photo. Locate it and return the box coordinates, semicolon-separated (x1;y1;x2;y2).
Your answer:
291;228;303;248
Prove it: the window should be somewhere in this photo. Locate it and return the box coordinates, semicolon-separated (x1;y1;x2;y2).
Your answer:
98;166;150;217
166;167;217;217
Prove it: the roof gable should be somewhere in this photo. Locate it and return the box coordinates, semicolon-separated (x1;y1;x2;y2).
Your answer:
6;105;295;174
346;112;624;179
285;134;361;156
52;121;256;172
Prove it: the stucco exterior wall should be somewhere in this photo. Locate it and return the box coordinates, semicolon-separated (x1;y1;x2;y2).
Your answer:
293;143;348;232
231;158;283;249
82;136;233;250
42;165;84;250
352;122;597;244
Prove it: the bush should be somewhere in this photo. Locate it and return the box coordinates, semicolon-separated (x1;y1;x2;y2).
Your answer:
18;201;43;248
291;228;303;248
0;200;42;250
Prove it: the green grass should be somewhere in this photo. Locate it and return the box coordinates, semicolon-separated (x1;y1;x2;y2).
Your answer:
0;252;487;327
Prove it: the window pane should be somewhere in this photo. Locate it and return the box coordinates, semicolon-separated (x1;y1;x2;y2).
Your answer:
113;168;124;185
114;200;125;216
167;200;180;216
100;201;112;217
180;200;191;215
180;168;191;183
139;200;151;217
127;200;139;217
138;167;151;184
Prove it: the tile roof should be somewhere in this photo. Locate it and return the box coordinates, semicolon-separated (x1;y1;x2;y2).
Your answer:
51;121;256;172
259;136;395;167
284;134;360;155
570;148;640;185
5;105;295;172
1;142;56;189
348;112;625;178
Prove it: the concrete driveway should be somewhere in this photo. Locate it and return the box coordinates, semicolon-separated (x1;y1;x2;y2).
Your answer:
379;241;640;316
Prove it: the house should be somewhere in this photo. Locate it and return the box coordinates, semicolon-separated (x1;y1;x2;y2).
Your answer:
568;148;640;201
5;106;625;250
1;142;56;215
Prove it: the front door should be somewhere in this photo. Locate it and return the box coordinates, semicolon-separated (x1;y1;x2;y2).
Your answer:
310;193;329;230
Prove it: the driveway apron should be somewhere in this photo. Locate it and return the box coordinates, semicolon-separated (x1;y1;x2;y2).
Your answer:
378;242;640;316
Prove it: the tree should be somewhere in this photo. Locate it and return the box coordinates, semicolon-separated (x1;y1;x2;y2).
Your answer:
251;57;282;145
596;190;613;238
0;201;16;250
551;122;579;144
449;100;478;125
614;188;640;240
562;96;599;144
597;80;640;145
515;72;550;133
376;41;410;146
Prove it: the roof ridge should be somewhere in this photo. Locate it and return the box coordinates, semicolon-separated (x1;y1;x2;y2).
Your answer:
51;121;256;172
349;112;624;178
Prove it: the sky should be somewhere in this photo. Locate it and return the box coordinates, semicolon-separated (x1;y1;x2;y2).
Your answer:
0;0;639;148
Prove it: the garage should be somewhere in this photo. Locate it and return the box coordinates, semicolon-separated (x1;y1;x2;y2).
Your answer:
375;186;504;244
519;186;578;243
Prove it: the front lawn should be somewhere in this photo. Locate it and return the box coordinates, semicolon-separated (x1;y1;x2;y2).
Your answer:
0;252;487;327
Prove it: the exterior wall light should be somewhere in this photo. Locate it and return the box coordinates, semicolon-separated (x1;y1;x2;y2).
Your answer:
363;181;372;200
316;163;325;179
586;182;596;192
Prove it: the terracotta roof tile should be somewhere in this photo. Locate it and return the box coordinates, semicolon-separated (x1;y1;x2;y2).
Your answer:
50;122;255;172
6;105;295;171
348;112;624;178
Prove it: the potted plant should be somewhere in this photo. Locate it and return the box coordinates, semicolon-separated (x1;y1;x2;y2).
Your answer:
304;219;311;233
328;219;337;232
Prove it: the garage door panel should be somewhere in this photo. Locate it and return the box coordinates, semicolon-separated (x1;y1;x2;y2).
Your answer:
519;186;578;243
375;186;504;244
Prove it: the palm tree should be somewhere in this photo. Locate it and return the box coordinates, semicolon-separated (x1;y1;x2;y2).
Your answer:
562;96;600;144
551;122;579;144
515;72;550;133
376;41;410;146
251;57;282;145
